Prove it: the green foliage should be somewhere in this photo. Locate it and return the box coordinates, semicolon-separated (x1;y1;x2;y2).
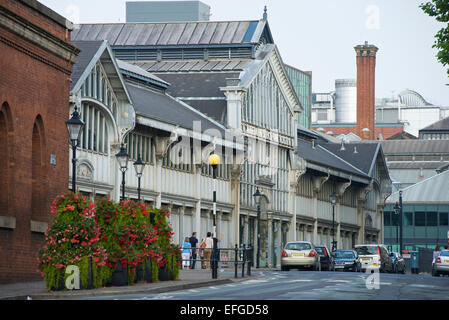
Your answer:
420;0;449;75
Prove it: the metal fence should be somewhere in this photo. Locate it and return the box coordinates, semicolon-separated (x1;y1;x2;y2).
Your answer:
180;244;253;279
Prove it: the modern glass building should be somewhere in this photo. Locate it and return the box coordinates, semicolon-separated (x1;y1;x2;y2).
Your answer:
285;64;312;129
384;169;449;252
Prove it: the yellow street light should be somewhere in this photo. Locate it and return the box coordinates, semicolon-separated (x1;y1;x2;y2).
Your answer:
208;154;220;166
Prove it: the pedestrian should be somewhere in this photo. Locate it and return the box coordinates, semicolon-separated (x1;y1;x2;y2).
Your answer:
203;232;214;269
189;232;199;269
433;245;441;261
200;237;207;269
182;237;192;270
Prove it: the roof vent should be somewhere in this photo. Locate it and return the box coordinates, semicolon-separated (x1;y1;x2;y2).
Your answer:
311;139;316;149
340;140;346;151
353;146;358;154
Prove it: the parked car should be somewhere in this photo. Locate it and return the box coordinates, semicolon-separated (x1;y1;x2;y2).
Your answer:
315;245;334;271
281;241;319;271
332;250;361;272
390;252;406;274
354;244;394;273
432;250;449;277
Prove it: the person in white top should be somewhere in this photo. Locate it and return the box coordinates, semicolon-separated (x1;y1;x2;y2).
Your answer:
202;232;223;269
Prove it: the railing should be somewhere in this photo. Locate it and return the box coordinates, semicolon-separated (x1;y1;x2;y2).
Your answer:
180;244;253;279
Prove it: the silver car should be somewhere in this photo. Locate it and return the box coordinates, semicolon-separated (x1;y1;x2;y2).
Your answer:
432;250;449;277
281;241;319;271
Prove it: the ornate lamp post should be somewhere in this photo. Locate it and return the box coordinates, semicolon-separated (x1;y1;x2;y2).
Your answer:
133;154;145;201
66;106;85;193
253;187;262;268
330;192;339;251
115;144;129;201
208;153;220;279
393;201;401;252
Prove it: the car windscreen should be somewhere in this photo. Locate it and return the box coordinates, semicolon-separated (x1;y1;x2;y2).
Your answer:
286;243;311;251
440;251;449;257
335;251;354;259
355;246;378;255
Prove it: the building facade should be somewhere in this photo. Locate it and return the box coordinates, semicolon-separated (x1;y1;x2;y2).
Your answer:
285;65;312;129
0;0;78;283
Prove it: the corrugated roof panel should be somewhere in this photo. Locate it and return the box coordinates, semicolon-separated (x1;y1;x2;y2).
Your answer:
242;21;258;42
232;21;250;44
125;24;148;46
145;24;165;45
211;60;232;71
98;24;124;44
148;62;166;72
85;24;103;41
180;61;199;71
167;23;187;45
138;24;155;45
188;22;208;44
220;21;240;43
222;60;242;70
198;22;217;44
157;61;177;72
115;24;136;46
234;60;251;70
72;25;90;41
177;23;197;45
201;61;220;71
190;60;209;71
156;24;175;45
209;22;229;44
168;61;188;71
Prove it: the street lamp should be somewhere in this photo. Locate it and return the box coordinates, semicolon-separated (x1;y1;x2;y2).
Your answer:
208;153;220;279
393;201;401;252
399;190;403;254
66;106;85;193
115;144;129;201
133;154;145;201
253;187;262;268
330;192;338;251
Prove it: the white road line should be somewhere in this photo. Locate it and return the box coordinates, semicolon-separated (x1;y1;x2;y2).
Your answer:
410;284;435;288
291;279;313;282
188;289;200;293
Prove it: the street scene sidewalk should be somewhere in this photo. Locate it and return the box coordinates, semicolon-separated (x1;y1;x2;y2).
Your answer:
0;267;273;300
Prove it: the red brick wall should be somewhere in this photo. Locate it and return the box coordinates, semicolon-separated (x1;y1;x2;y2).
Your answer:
0;0;76;283
356;54;376;140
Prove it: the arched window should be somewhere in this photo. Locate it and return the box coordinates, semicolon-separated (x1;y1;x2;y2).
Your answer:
0;102;13;216
31;115;46;221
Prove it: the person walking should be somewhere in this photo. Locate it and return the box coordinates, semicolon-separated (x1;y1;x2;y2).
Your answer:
189;232;199;269
182;237;192;270
203;232;214;269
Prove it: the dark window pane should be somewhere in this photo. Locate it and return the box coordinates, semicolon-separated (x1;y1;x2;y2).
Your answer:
392;212;399;226
384;212;391;226
415;212;426;226
427;212;438;226
440;212;448;226
404;212;413;226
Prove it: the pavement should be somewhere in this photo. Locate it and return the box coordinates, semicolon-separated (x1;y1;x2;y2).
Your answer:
0;266;270;300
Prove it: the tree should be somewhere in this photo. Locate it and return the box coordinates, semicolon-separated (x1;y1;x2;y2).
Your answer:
420;0;449;76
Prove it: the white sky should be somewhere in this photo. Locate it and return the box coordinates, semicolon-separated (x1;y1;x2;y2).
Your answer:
40;0;449;106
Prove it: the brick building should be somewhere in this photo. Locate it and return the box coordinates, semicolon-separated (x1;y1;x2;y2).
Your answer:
0;0;78;283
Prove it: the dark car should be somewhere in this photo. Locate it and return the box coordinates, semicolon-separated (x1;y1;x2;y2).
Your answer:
315;245;334;271
332;250;361;272
390;252;406;274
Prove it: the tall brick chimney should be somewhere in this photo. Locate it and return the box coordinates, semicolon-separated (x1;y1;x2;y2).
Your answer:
354;41;378;140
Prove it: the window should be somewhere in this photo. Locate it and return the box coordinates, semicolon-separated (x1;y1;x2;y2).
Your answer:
125;132;152;163
440;212;448;226
391;212;399;226
404;212;413;226
384;211;391;226
414;212;426;226
427;212;438;226
80;103;109;154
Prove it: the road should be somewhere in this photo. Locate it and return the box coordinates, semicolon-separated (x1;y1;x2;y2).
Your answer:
77;270;449;300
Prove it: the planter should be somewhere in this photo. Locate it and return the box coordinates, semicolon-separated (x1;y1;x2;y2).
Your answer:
158;267;173;281
107;261;128;287
49;268;66;291
134;262;144;283
143;259;153;283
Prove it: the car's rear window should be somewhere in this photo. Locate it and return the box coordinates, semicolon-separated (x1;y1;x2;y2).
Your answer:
335;251;355;259
440;251;449;257
286;243;311;251
355;246;378;255
315;247;326;255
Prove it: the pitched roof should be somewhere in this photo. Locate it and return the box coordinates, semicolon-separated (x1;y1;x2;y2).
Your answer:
320;143;380;175
117;60;170;87
126;82;226;135
419;116;449;132
386;170;449;204
71;20;271;46
296;139;369;179
132;59;251;73
386;131;418;140
379;139;449;154
70;40;103;91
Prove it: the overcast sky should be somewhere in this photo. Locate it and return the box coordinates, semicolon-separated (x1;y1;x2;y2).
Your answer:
40;0;449;106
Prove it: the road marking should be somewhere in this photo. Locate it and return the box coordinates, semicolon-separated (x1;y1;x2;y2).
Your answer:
291;279;313;282
326;280;350;283
410;284;435;288
208;286;219;289
241;279;268;284
225;284;236;287
188;289;200;293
